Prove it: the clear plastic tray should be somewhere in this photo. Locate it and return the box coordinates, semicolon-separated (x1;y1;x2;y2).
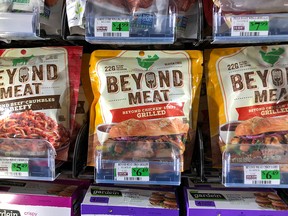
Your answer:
214;0;288;13
223;144;288;188
95;141;181;185
0;11;41;42
213;5;288;43
0;138;58;181
85;0;176;44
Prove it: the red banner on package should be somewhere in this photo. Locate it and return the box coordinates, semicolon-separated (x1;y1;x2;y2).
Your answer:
110;102;185;122
236;101;288;120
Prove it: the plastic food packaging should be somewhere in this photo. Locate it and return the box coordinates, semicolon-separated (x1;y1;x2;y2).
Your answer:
66;0;86;36
85;0;176;44
206;45;288;187
0;46;82;162
88;50;203;185
172;0;201;41
213;0;288;43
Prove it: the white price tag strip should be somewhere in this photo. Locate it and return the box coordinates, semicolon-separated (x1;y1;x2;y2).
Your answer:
0;158;29;177
95;17;130;37
244;165;280;185
231;16;269;37
114;162;149;181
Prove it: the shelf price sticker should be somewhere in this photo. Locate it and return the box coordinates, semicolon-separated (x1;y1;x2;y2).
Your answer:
114;162;149;182
244;165;280;185
95;17;130;38
0;158;29;177
231;16;269;37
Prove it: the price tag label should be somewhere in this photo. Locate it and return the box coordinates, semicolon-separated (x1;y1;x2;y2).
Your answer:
244;165;280;185
249;21;269;31
95;17;129;38
114;162;149;181
231;16;269;37
0;158;29;177
12;163;29;172
112;22;129;32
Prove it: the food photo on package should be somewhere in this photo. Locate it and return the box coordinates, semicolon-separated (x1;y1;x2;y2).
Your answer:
87;50;203;179
0;46;82;163
205;45;288;175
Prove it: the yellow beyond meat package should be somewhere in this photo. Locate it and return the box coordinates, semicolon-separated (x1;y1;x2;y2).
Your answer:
88;50;203;171
206;45;288;167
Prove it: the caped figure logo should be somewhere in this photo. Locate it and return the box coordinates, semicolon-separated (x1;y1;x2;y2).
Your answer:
259;47;285;66
136;54;159;70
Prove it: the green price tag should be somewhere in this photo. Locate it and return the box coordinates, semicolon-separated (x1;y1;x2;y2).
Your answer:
261;170;280;180
249;21;269;31
112;22;129;32
132;167;149;177
12;163;29;172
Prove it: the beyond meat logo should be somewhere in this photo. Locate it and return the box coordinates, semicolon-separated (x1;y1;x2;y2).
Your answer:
259;47;285;67
106;53;184;105
0;64;58;100
0;209;21;216
136;54;159;70
12;55;34;66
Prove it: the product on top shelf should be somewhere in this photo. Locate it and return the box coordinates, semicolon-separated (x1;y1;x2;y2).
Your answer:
85;0;176;44
87;50;203;180
65;0;86;36
171;0;201;41
40;0;65;36
0;46;82;162
213;0;288;14
212;0;288;43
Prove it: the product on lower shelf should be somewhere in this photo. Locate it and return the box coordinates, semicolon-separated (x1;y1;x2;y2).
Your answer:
81;185;179;216
186;187;288;216
0;179;89;216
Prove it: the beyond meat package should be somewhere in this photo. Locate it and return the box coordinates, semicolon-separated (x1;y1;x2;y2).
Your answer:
212;0;288;43
0;47;82;162
206;45;288;186
88;50;203;184
85;0;176;44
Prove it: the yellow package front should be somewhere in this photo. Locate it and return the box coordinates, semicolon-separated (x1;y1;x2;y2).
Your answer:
88;50;203;172
206;45;288;167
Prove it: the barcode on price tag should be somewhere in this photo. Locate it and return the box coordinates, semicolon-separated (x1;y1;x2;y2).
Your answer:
231;16;269;37
114;162;149;181
0;158;29;177
244;165;280;185
95;17;130;38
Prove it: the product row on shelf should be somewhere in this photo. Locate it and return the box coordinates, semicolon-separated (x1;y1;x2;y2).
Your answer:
0;176;288;216
0;44;287;190
2;0;288;45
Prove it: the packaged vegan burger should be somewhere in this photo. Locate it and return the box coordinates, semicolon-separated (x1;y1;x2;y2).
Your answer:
206;45;288;167
88;50;203;171
0;46;82;161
